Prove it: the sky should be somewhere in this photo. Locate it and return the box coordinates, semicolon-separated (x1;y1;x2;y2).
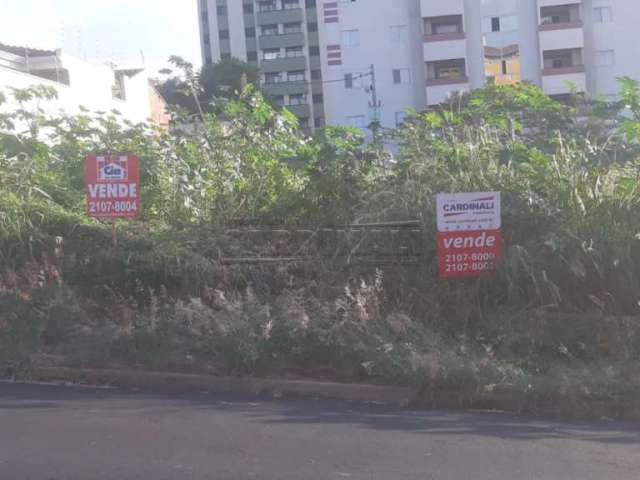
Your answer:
1;0;201;76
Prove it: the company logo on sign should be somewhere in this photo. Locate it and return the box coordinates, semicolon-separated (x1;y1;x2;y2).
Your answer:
97;156;129;182
437;192;501;231
442;195;498;217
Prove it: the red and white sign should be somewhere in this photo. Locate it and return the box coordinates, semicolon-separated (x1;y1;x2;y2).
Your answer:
437;191;501;232
437;230;503;278
85;155;140;218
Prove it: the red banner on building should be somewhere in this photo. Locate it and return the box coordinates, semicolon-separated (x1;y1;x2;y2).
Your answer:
85;155;140;219
437;229;503;278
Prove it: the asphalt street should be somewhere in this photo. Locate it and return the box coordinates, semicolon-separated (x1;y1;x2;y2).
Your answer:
0;381;638;480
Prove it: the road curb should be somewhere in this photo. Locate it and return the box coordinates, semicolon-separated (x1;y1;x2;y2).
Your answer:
27;367;416;406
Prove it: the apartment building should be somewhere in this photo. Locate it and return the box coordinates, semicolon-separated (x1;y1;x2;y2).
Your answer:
199;1;640;130
420;0;640;105
198;0;324;128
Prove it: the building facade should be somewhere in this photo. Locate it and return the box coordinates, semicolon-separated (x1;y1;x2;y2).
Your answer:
0;43;155;125
199;0;325;128
199;0;640;130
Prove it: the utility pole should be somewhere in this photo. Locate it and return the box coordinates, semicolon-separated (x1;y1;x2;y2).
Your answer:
367;64;382;146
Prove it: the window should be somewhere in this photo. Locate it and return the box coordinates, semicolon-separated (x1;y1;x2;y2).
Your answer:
247;51;258;61
309;46;320;56
243;3;254;14
265;72;282;83
219;30;230;40
287;70;305;82
344;73;353;89
347;115;366;129
282;0;299;10
595;49;615;67
315;116;325;127
221;53;231;60
299;118;310;128
285;46;304;57
341;29;360;46
395;111;407;127
310;69;322;80
262;24;278;36
288;94;307;105
594;6;612;23
258;1;277;12
204;34;210;45
483;15;518;33
501;60;507;75
306;0;317;6
246;27;256;38
389;25;407;43
272;95;285;106
217;5;227;16
312;93;324;104
263;48;280;60
392;68;410;84
283;22;302;34
307;22;318;32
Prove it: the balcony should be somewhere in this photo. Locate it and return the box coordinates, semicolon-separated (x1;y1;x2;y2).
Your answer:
259;32;306;49
256;7;304;25
420;0;463;18
260;55;307;73
424;15;465;41
542;48;586;94
425;59;469;105
261;80;308;97
538;4;584;50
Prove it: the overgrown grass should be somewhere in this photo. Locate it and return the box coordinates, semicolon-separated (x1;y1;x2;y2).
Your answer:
2;82;640;417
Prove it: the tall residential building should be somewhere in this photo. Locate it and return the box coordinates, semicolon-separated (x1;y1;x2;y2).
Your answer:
199;0;640;131
198;0;325;129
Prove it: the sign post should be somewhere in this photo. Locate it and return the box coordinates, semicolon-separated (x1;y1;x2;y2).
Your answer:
85;154;140;250
436;192;502;278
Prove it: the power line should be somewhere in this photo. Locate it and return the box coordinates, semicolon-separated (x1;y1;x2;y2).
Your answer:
262;71;370;90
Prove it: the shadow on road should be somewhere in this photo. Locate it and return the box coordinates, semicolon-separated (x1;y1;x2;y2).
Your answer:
1;380;638;446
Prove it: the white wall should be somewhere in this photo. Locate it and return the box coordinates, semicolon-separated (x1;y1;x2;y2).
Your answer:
0;56;151;125
583;0;640;99
319;0;424;131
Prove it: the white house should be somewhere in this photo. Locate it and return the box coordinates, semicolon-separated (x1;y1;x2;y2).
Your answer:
0;43;154;124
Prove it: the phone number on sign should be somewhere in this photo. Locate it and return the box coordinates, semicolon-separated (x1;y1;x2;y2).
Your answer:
88;201;138;215
444;252;496;263
444;261;496;274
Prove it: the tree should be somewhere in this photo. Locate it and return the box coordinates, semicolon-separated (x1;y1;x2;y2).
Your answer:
155;57;259;114
200;58;259;100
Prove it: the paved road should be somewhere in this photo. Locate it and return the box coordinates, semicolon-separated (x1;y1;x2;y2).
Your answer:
0;382;638;480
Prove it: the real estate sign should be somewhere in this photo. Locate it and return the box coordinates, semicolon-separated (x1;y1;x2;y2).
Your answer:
436;191;501;232
436;192;502;278
85;155;140;219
